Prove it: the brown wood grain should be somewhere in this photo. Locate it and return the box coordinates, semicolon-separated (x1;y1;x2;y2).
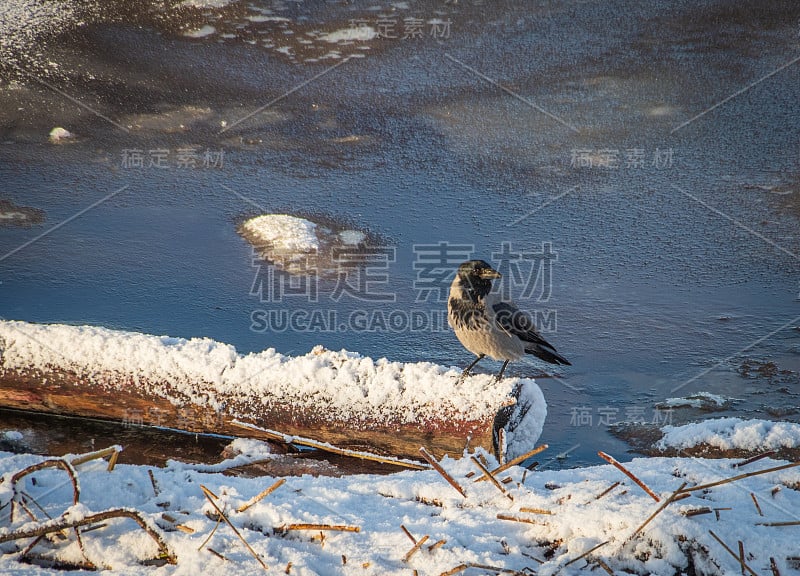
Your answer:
0;367;493;460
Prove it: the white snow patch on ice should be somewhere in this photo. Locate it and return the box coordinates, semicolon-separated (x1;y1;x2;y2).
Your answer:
179;0;235;7
48;126;73;143
319;26;377;43
241;214;319;254
184;24;216;38
247;15;290;22
338;229;366;245
2;431;23;441
658;391;729;409
658;417;800;451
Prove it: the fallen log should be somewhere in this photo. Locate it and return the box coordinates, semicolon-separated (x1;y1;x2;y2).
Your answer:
0;321;542;461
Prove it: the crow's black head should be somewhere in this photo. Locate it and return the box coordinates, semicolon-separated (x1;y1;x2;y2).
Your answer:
457;260;501;280
455;260;500;298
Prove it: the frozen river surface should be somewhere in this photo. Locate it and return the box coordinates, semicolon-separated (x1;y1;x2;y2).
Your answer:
1;0;799;467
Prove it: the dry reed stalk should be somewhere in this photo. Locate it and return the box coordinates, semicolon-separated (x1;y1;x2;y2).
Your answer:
401;524;417;544
519;507;552;515
756;521;800;527
679;461;800;494
497;428;506;465
707;530;757;576
200;484;268;570
207;548;227;561
107;449;120;471
559;540;609;571
629;482;688;540
440;564;469;576
598;451;660;502
17;499;37;522
70;446;122;468
521;550;545;564
8;459;80;522
280;524;360;532
591;481;621;503
415;495;443;508
750;493;764;516
595;559;614;575
232;421;428;470
419;448;467;498
682;507;712;517
733;451;777;468
18;491;51;521
0;508;177;564
428;539;446;552
198;513;223;551
20;534;46;559
470;456;513;500
403;534;429;562
79;522;108;534
770;557;781;576
475;445;548;483
496;513;546;526
148;469;159;497
440;563;526;576
237;478;286;512
738;541;746;576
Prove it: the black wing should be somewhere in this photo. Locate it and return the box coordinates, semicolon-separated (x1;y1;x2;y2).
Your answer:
492;301;571;366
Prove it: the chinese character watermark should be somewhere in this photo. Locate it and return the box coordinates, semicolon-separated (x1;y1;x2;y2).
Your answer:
121;148;225;169
570;147;674;170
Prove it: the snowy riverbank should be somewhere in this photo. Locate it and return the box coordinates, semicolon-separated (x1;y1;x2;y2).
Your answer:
1;438;800;575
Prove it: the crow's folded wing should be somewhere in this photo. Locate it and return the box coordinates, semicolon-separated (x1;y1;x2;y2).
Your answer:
492;301;571;365
491;301;549;346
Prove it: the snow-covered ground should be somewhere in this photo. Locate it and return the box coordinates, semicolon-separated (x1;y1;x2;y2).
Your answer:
659;417;800;452
1;438;800;575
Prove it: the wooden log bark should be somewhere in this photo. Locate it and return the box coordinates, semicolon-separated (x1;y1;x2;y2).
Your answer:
0;366;494;461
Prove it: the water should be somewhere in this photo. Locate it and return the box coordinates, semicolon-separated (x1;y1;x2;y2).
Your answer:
1;0;799;468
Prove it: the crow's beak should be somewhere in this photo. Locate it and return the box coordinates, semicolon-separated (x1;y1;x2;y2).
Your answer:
480;268;501;279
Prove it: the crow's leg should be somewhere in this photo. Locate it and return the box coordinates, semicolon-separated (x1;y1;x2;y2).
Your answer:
458;354;486;382
495;359;510;382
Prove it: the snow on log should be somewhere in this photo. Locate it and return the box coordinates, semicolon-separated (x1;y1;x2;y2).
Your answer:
0;320;544;459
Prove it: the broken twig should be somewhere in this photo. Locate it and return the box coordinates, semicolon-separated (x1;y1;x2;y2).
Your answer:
629;482;688;540
403;534;429;562
200;484;268;570
679;461;800;494
0;508;176;565
733;451;776;468
470;456;513;500
237;478;286;512
475;445;548;483
419;448;467;498
598;451;660;502
707;530;757;576
232;421;428;470
8;459;80;522
279;524;360;533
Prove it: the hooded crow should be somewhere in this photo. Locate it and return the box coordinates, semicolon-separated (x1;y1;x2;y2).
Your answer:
448;259;570;382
